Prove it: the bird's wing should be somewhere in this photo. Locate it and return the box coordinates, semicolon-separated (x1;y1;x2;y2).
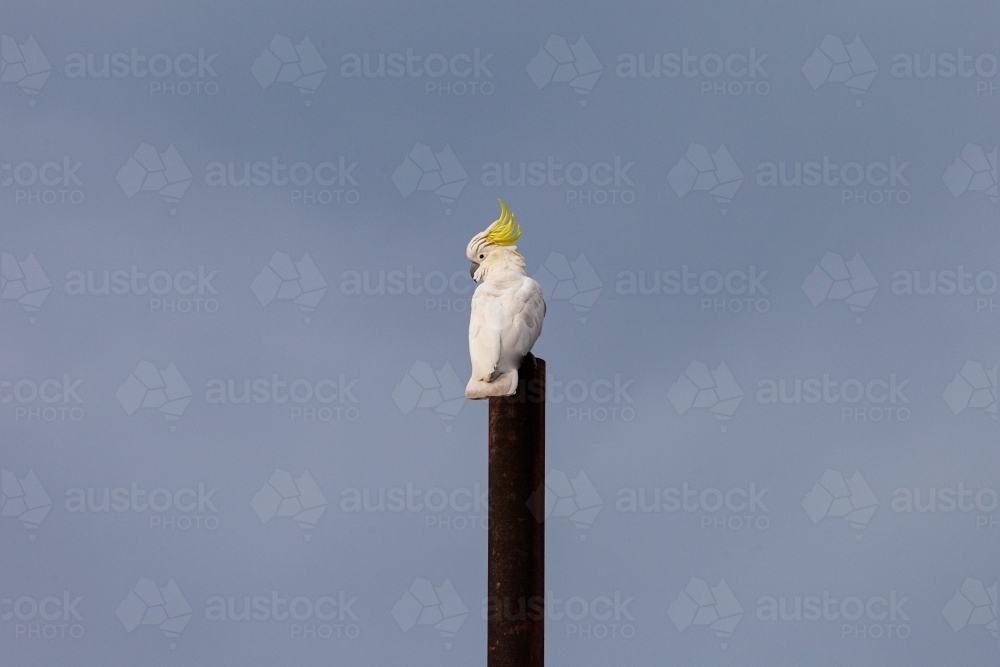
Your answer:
500;277;546;365
469;284;505;381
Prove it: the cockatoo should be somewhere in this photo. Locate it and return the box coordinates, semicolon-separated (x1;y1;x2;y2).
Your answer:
465;199;546;399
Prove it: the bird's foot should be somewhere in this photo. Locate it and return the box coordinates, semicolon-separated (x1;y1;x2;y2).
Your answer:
465;371;518;399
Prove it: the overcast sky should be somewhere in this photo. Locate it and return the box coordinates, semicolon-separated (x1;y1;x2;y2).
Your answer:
2;1;999;665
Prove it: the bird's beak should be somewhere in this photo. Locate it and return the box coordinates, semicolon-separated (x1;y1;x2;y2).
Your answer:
470;262;479;280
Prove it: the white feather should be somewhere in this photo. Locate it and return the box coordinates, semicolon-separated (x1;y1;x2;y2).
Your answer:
466;248;545;398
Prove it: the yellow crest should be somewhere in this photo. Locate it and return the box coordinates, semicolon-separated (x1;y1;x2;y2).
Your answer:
486;199;521;246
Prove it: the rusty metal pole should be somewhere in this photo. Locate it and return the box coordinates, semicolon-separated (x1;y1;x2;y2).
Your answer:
488;353;544;667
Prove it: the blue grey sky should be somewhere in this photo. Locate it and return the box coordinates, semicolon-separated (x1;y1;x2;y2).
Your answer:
2;1;999;665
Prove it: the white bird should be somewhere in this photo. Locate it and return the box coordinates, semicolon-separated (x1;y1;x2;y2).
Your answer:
465;199;546;399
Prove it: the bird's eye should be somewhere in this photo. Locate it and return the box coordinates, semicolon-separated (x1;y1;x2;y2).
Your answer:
478;253;485;260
